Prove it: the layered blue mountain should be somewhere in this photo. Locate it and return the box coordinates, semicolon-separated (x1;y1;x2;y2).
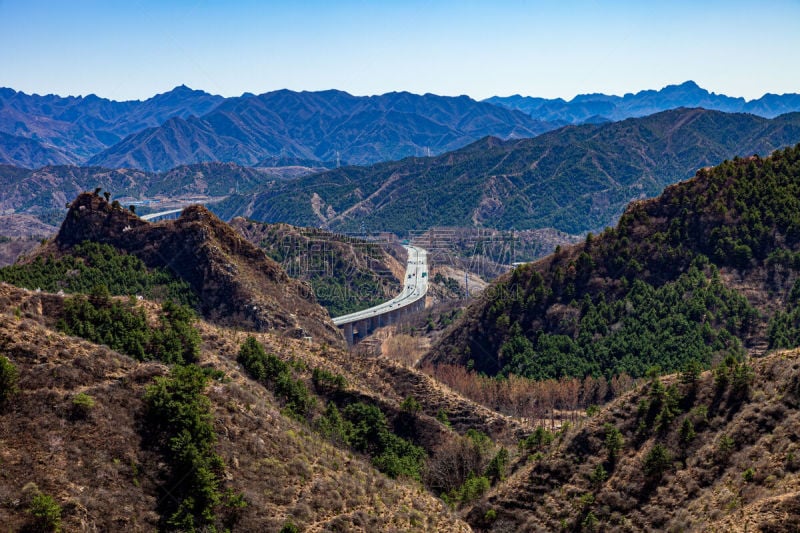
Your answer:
6;82;800;173
86;90;553;171
0;85;224;167
487;81;800;124
0;86;554;170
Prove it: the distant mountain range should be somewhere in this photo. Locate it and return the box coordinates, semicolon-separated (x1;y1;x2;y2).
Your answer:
213;108;800;235
0;87;552;170
0;85;224;166
85;90;553;171
486;80;800;124
5;81;800;172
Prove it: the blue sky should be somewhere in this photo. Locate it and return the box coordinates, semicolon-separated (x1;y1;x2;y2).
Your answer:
1;0;798;101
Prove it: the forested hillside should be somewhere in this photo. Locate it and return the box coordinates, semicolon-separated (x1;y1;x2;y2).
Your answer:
215;109;800;235
230;219;405;316
0;241;198;307
0;282;483;531
429;144;800;380
6;144;800;533
0;194;529;529
0;269;528;530
24;191;342;344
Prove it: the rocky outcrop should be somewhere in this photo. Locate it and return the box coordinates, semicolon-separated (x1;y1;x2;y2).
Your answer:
51;192;342;345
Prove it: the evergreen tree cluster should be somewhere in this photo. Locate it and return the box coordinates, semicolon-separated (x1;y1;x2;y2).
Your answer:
145;364;226;530
236;336;316;418
237;336;427;480
497;264;754;380
58;289;200;365
0;241;198;308
317;401;426;480
443;144;800;381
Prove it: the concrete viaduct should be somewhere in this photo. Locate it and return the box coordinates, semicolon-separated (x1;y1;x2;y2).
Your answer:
332;245;428;346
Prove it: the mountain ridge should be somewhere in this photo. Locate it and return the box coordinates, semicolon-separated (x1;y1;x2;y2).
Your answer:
213;108;800;235
0;85;225;167
5;81;800;172
487;80;800;124
87;90;553;171
0;161;282;221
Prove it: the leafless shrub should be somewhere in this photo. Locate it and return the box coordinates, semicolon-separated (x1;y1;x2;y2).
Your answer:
290;501;312;522
424;435;488;494
383;334;423;366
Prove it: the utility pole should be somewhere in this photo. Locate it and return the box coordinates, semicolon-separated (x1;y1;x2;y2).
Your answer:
511;227;516;266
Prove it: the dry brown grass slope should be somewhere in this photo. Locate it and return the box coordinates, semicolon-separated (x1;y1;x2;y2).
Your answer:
466;349;800;532
193;303;531;466
0;282;540;531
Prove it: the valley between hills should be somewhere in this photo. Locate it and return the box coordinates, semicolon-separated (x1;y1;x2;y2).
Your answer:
3;82;800;532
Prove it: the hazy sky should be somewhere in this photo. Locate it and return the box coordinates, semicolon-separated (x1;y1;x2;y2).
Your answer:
1;0;798;101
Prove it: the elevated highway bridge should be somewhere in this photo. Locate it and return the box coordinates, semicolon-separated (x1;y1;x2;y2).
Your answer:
140;208;184;222
332;245;428;346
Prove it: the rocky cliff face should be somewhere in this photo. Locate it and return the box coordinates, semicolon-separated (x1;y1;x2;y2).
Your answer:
53;192;342;345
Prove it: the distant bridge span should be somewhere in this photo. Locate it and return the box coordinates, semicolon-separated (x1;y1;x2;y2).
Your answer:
140;208;185;222
332;245;428;346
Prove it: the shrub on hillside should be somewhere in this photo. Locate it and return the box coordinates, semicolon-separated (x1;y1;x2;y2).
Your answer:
0;355;19;407
71;392;96;419
237;336;315;418
145;364;224;529
311;367;347;393
27;492;62;532
0;241;198;307
58;292;200;365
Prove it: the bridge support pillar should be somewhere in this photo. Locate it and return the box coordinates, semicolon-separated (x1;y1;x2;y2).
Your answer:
343;323;354;346
357;319;369;340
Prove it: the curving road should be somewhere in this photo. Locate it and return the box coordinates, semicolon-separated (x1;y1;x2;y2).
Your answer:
333;245;428;343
